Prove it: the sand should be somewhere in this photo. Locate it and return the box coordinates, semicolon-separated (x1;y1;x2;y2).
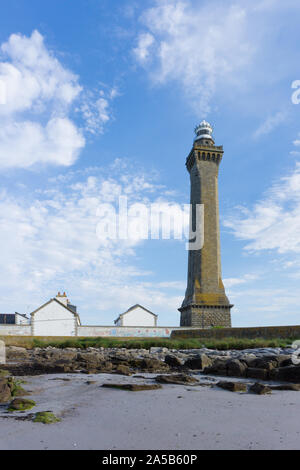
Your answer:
0;372;299;450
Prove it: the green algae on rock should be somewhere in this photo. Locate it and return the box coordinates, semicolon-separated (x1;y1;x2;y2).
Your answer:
33;412;61;424
8;398;36;411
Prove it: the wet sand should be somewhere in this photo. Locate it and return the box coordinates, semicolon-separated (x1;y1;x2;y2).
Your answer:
0;373;299;450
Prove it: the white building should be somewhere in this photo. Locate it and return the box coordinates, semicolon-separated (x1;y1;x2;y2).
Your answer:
0;313;29;325
31;292;81;337
114;304;158;327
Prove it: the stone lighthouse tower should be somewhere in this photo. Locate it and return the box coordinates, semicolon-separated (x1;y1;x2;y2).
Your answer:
179;121;232;328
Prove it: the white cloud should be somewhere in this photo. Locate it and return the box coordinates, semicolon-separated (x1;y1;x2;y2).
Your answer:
80;88;118;135
133;0;300;115
229;284;300;326
133;33;155;62
0;30;82;115
0;163;186;322
223;274;258;288
224;161;300;253
0;118;84;168
0;30;85;169
253;111;287;138
134;1;255;114
0;30;116;169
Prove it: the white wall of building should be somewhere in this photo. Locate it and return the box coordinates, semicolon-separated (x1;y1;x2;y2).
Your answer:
32;301;78;337
117;306;157;327
15;314;30;325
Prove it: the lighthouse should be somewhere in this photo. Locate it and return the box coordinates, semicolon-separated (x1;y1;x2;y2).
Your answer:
179;121;232;328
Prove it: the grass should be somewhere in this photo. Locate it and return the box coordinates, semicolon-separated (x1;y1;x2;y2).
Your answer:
1;335;296;350
0;369;11;377
31;336;296;350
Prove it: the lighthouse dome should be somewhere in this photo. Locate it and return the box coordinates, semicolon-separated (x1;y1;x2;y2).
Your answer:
194;120;214;143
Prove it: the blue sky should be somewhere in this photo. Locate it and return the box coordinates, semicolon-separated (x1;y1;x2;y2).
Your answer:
0;0;300;326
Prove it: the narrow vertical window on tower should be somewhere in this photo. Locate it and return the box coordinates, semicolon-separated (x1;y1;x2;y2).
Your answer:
179;121;233;328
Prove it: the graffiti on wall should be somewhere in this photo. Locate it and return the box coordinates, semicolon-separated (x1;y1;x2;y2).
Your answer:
77;327;174;338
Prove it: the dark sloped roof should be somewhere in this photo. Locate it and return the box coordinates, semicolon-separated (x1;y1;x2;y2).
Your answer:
0;314;16;324
67;304;77;314
15;312;29;319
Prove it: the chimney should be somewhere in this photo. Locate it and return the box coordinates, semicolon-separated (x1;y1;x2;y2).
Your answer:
56;291;69;307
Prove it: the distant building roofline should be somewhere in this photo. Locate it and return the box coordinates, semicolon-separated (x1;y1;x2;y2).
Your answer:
30;298;81;325
114;304;158;325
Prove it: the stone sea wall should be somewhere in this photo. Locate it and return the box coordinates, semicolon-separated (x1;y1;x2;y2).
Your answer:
171;325;300;340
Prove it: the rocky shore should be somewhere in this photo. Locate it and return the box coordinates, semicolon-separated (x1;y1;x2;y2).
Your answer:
2;344;300;415
1;345;300;449
1;344;300;385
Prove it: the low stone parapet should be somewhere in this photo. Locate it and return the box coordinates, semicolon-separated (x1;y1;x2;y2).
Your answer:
171;325;300;340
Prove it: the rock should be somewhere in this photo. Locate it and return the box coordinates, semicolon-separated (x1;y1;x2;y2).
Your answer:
150;347;169;354
41;361;73;373
77;359;113;374
57;350;78;361
107;352;131;365
97;361;113;372
155;374;199;385
217;381;247;393
270;384;300;391
250;357;277;370
184;354;212;370
42;350;78;362
7;377;27;397
8;398;36;411
278;358;293;367
76;352;104;367
165;355;183;368
33;412;60;424
249;383;272;395
226;359;247;377
114;365;132;376
246;368;269;380
7;346;27;353
102;383;162;391
54;359;73;366
82;368;98;375
276;355;293;367
0;378;12;403
270;366;300;382
139;358;169;372
203;358;227;375
6;346;29;359
238;354;257;367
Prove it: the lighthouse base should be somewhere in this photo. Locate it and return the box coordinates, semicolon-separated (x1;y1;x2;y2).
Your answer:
178;304;232;328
